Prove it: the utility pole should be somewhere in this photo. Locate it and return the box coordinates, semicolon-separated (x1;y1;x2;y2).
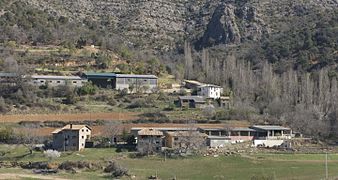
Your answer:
325;152;328;179
164;150;167;162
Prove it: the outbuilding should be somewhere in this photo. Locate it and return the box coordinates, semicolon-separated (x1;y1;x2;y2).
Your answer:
31;75;86;87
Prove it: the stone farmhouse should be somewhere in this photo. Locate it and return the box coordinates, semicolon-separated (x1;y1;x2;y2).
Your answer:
136;128;164;154
52;124;92;151
177;96;206;108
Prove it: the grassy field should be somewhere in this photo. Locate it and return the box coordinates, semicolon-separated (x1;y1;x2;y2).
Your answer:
1;145;338;180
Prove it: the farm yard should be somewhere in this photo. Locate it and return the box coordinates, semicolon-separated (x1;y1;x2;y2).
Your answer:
0;145;338;179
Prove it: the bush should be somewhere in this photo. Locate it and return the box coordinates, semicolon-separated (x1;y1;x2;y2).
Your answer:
0;97;9;113
119;89;129;97
157;91;169;101
107;98;117;106
251;175;274;180
77;82;97;95
44;150;61;161
163;103;175;111
0;127;13;143
128;98;151;108
145;94;157;104
178;89;188;96
104;161;129;178
64;94;78;104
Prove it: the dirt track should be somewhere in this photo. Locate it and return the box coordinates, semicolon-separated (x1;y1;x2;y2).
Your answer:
0;112;139;123
0;173;69;180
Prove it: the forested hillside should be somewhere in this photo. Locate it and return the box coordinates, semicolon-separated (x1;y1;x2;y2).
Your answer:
0;0;338;138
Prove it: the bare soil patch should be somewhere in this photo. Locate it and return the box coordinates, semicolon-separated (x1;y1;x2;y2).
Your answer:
0;112;139;123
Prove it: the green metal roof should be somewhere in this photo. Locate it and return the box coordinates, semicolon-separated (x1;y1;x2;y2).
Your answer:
83;72;116;78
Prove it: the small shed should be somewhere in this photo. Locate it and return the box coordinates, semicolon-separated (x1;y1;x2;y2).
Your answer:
177;96;206;108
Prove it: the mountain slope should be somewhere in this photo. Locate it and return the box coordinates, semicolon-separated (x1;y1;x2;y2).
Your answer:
0;0;337;71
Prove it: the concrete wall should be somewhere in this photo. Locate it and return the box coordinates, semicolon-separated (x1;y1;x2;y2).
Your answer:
230;136;254;142
115;77;157;93
253;139;284;147
32;79;86;87
198;86;223;99
78;127;91;151
208;139;230;147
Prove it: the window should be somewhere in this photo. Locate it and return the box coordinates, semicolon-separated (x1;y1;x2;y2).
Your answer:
231;131;240;136
241;131;249;136
82;136;84;139
82;129;84;132
57;81;61;83
86;129;89;132
49;81;52;83
150;79;157;85
73;81;77;84
174;137;178;141
40;80;44;83
82;143;84;147
86;135;90;139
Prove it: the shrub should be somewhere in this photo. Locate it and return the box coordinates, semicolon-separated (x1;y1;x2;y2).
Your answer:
0;97;9;113
178;89;188;96
77;82;97;95
0;127;13;143
104;161;129;178
203;105;216;120
64;94;77;104
251;175;274;180
107;98;117;106
44;149;61;161
128;98;150;108
163;103;175;111
119;89;129;97
145;94;157;104
157;91;169;101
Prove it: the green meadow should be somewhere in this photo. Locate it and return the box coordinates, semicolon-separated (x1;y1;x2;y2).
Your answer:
0;145;337;179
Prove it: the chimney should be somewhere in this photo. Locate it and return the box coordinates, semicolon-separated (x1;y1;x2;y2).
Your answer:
70;124;72;129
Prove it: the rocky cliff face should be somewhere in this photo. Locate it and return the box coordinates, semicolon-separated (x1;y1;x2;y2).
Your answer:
15;0;338;51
